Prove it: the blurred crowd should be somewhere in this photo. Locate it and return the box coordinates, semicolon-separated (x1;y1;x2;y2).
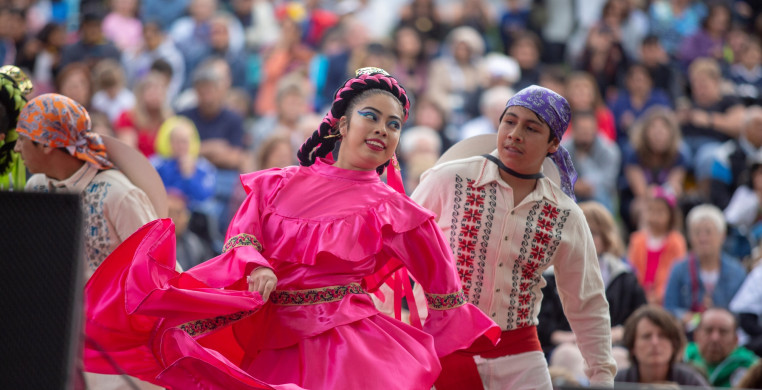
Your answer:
7;0;762;387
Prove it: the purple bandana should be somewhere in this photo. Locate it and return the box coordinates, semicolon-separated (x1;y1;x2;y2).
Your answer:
505;85;577;200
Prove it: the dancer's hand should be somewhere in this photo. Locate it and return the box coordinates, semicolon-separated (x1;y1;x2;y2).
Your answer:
247;267;277;302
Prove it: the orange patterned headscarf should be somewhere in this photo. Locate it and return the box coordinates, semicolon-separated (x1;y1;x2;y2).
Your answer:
17;93;113;170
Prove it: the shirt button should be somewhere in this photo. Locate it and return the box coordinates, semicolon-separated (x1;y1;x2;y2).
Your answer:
495;288;501;292
511;211;515;215
498;263;503;267
491;313;496;317
504;236;508;241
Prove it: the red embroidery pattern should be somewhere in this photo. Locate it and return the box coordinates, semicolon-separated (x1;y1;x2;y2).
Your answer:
517;307;530;322
508;201;568;329
425;290;467;310
454;179;486;299
223;233;263;253
521;261;539;279
179;310;256;337
269;283;366;306
542;204;559;219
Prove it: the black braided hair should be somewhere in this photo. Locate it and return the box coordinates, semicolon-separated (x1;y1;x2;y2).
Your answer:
297;69;409;175
0;71;28;175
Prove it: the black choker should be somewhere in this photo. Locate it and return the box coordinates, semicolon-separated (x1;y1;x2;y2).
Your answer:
482;154;545;180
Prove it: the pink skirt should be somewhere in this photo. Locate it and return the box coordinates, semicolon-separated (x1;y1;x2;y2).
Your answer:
83;220;440;390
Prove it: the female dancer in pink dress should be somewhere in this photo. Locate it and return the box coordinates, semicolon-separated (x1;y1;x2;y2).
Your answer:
83;68;500;390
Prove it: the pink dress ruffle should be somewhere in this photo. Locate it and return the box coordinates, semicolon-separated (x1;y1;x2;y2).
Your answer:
84;159;499;389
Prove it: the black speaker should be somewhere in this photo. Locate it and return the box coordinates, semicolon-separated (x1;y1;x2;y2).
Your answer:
1;191;84;389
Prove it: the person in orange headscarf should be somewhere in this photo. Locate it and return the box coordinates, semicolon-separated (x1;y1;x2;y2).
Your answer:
15;93;161;389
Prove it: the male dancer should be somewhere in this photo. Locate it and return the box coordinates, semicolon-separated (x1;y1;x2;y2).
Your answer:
412;86;616;389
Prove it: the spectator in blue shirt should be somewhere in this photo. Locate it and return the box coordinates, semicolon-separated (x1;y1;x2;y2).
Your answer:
663;204;747;334
151;116;216;209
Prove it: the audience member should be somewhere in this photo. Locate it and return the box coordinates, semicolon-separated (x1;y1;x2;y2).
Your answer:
170;0;244;82
114;71;173;157
724;161;762;254
615;305;711;387
628;187;687;305
90;59;135;122
398;125;441;171
664;204;746;333
498;0;528;52
254;133;295;171
193;13;248;89
709;107;762;210
179;65;245;171
58;5;121;71
640;34;682;103
677;2;731;70
620;106;688;231
151;116;216;208
451;0;493;39
562;110;621;211
166;188;214;270
31;22;66;95
458;85;514;140
647;0;707;58
684;307;758;387
678;57;745;198
577;13;629;103
391;24;430;99
728;37;762;107
55;62;93;109
510;30;544;90
103;0;142;52
397;0;447;57
250;75;313;153
410;95;456;152
563;71;617;143
482;52;521;89
609;62;673;144
539;0;574;65
122;21;186;101
426;26;486;128
316;16;371;109
254;13;313;116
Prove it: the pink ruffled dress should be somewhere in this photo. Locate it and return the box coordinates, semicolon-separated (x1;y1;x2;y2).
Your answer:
84;158;500;390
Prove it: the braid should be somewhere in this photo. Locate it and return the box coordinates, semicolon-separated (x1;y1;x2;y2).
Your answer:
0;69;28;175
0;139;15;175
298;71;410;173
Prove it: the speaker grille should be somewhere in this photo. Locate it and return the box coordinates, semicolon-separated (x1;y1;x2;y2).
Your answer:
1;191;83;389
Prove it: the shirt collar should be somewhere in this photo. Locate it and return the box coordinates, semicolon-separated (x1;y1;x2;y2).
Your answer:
46;163;99;193
473;150;561;205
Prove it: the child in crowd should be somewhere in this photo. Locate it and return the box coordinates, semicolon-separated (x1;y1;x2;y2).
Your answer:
628;187;686;305
91;59;135;122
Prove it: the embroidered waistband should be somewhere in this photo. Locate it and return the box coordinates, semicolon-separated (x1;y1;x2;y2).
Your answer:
179;310;257;338
223;233;263;253
425;289;467;310
269;283;367;306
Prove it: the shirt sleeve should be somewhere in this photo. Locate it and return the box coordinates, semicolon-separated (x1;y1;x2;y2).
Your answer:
552;210;617;386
